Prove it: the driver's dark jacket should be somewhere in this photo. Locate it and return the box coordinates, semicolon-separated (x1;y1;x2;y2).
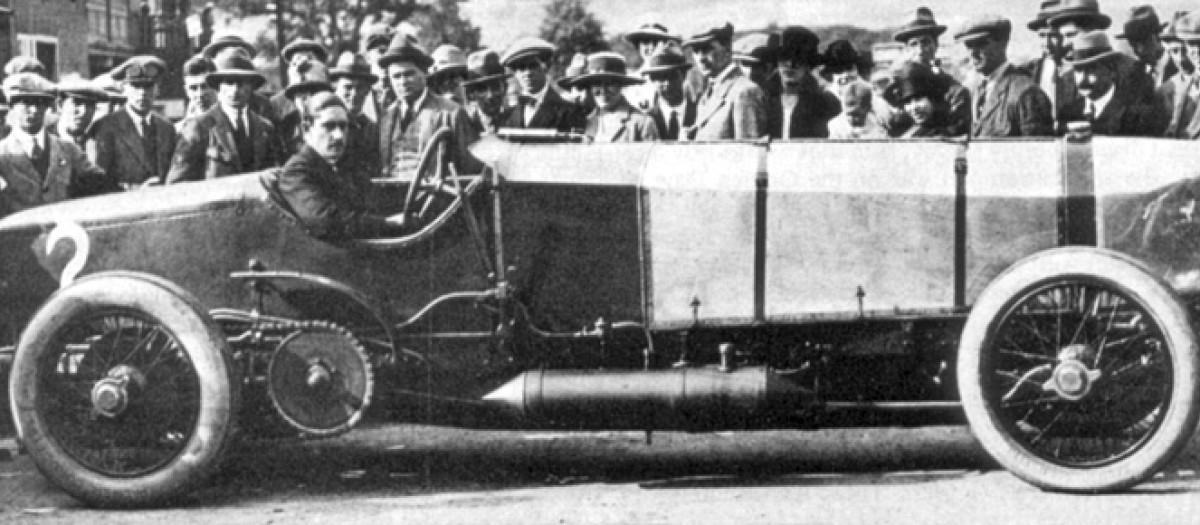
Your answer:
276;145;399;240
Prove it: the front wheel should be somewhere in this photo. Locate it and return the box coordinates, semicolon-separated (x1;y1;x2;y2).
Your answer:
9;272;239;507
958;248;1200;492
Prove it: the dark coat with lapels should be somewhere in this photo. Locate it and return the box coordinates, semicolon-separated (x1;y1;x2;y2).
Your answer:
86;109;177;186
274;144;399;240
496;85;585;133
0;131;115;218
166;104;284;184
970;62;1055;137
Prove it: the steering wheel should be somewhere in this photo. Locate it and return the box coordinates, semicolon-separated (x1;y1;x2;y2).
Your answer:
401;127;455;221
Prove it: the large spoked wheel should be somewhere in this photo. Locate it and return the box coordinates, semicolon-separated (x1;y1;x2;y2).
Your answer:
9;272;239;507
400;127;454;221
959;248;1200;493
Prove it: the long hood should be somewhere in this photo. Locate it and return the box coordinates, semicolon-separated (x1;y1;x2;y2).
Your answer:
0;172;268;232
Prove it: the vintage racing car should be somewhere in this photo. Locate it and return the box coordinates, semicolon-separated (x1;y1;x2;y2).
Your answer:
3;130;1200;506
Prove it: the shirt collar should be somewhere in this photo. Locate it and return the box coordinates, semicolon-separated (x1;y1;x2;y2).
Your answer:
402;89;429;112
984;61;1011;83
126;105;151;125
1091;83;1117;116
714;62;739;84
220;103;246;127
10;126;45;155
524;82;549;106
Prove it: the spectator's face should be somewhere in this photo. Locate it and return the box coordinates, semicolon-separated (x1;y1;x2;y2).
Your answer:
11;99;48;133
638;39;668;59
1130;34;1165;65
1038;27;1066;60
217;79;253;109
1186;40;1200;71
691;41;732;78
777;58;810;88
184;74;216;112
647;70;683;101
905;35;938;66
1166;40;1186;66
903;95;934;124
388;61;427;102
589;80;623;110
1055;22;1087;54
432;72;466;103
305;105;349;163
333;77;369;114
965;36;1006;76
123;82;156;115
507;58;547;95
1073;62;1115;100
336;10;351;30
59;96;97;134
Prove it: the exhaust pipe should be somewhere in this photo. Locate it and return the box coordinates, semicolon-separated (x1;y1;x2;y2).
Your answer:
483;367;810;431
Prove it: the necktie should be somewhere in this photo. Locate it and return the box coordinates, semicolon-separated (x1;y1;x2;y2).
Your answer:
520;96;537;126
976;79;988;122
30;139;47;178
667;109;680;140
143;116;158;173
1083;98;1096;122
401;105;415;133
234;109;253;167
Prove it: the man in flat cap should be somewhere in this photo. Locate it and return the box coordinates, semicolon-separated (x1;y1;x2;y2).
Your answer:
766;26;840;139
497;37;584;132
956;15;1054;137
52;74;107;148
461;49;510;135
274;92;410;241
1048;0;1157;118
330;51;381;178
1020;0;1074;128
641;49;697;140
685;22;768;140
0;73;114;218
377;35;480;179
1060;32;1165;136
87;55;178;187
1163;12;1200;138
893;6;972;136
572;52;659;143
167;50;284;183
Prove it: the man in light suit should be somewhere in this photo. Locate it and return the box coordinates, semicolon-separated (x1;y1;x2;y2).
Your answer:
376;35;480;179
0;74;114;218
1164;12;1200;138
573;52;659;143
683;23;767;140
956;15;1055;137
87;55;178;187
166;50;284;183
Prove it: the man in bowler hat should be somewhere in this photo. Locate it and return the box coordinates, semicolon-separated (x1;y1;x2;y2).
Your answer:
87;55;178;187
684;22;768;140
956;15;1054;137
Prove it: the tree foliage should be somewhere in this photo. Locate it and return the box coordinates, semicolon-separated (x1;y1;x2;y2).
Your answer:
539;0;607;77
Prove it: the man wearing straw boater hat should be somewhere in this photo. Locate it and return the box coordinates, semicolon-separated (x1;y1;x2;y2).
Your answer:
167;50;284;183
88;55;178;187
377;34;480;178
640;48;696;140
892;6;972;136
497;36;584;132
571;52;659;143
1059;31;1165;136
330;50;381;178
461;49;510;134
0;73;114;218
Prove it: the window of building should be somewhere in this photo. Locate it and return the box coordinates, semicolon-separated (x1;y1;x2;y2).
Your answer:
17;34;58;79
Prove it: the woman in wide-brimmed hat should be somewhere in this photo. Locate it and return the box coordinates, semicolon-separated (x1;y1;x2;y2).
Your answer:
884;61;953;138
570;52;658;142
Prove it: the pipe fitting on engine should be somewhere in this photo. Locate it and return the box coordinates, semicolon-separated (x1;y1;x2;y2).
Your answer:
718;343;735;373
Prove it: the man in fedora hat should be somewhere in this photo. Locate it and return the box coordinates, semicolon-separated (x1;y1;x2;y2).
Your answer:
279;60;334;157
1020;0;1074;128
571;52;658;143
330;50;381;177
1156;11;1194;130
462;49;511;134
956;15;1054;137
377;34;480;178
1049;0;1157;115
684;22;767;140
361;25;397;124
52;74;107;148
270;38;331;138
766;26;840;139
497;37;584;132
641;49;697;140
1117;6;1170;87
892;6;972;136
178;54;218;132
1163;12;1200;138
1061;32;1164;136
274;92;410;240
428;45;469;105
87;55;178;187
201;33;276;125
167;50;284;183
0;73;114;218
625;23;686;110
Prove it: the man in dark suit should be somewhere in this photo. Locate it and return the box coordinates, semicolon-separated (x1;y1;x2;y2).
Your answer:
87;55;178;187
641;49;697;141
277;60;333;157
0;74;114;218
376;35;480;179
269;38;330;138
1020;0;1075;131
1117;6;1171;88
330;51;381;179
275;92;407;241
496;37;584;133
52;75;106;148
201;34;276;125
166;50;284;183
764;26;840;140
684;22;769;140
892;7;972;136
1060;32;1165;136
956;15;1055;137
462;49;511;135
1049;0;1157;111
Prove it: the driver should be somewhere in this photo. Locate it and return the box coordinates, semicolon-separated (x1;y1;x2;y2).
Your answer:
276;92;410;240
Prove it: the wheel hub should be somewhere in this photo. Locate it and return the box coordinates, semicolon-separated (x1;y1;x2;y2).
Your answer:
90;365;146;418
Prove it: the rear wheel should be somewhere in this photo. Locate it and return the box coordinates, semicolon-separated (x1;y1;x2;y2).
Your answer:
958;248;1200;492
10;272;239;507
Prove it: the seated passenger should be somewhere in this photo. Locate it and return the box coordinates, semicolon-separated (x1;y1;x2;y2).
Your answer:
574;53;659;143
768;26;841;139
1060;32;1167;137
827;82;888;139
276;92;410;240
884;62;954;138
641;49;697;141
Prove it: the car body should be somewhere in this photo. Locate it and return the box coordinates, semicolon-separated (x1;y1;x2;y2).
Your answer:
3;133;1200;506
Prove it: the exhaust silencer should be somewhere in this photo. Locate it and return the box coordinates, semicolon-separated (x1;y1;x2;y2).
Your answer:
483;367;809;430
